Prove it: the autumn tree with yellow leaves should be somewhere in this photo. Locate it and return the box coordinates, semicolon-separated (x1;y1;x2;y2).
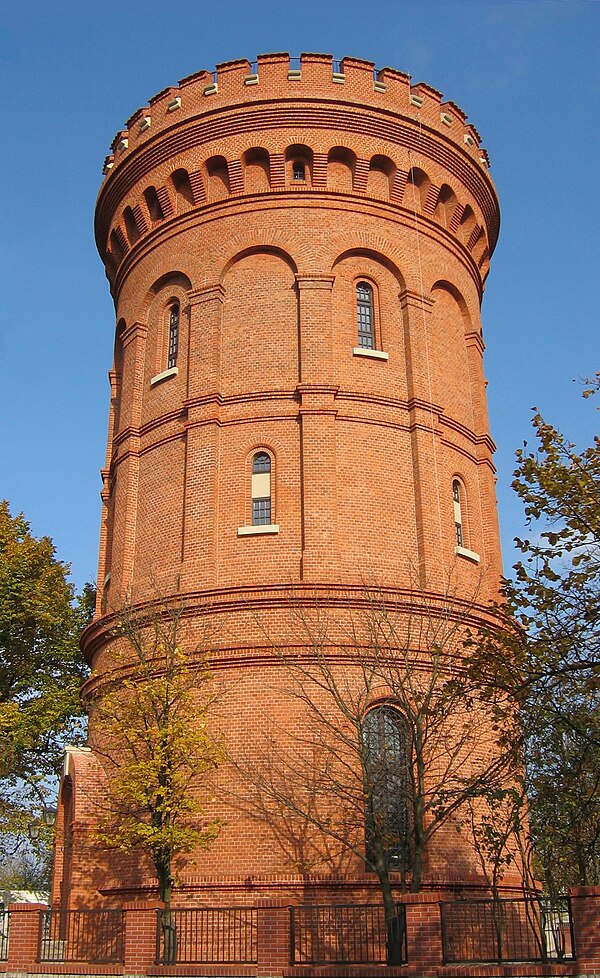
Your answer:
91;598;223;947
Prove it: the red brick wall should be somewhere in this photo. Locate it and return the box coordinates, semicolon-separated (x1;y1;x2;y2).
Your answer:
59;53;511;908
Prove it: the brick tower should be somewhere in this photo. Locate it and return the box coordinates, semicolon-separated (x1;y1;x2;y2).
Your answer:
54;54;511;910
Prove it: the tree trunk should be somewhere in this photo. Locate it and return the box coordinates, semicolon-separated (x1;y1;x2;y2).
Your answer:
410;843;424;892
410;793;425;892
375;855;405;966
157;856;177;964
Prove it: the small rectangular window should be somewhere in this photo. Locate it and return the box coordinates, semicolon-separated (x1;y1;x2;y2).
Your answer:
252;498;271;526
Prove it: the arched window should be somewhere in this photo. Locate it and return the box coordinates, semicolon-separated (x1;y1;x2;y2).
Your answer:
171;168;195;209
167;304;179;369
206;156;230;200
453;480;463;547
362;706;413;872
252;452;272;525
123;206;139;245
292;161;305;181
143;185;164;223
356;282;375;349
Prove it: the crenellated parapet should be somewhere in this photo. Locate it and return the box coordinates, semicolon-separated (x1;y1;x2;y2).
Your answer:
101;54;490;176
96;52;498;293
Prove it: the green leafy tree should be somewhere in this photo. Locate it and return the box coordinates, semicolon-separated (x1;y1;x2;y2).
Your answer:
0;502;89;865
471;374;600;893
91;599;223;958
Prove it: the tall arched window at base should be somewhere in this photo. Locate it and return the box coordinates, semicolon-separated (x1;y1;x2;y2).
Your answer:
362;706;413;872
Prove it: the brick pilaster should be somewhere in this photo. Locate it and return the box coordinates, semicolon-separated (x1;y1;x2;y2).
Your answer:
256;900;292;978
123;902;160;974
570;886;600;976
402;895;444;976
6;903;46;971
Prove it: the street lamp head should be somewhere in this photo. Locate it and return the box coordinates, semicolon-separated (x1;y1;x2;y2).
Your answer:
27;821;40;842
42;807;57;827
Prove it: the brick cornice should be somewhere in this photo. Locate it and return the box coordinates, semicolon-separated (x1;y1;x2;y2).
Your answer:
109;192;484;302
96;100;499;253
294;273;335;290
81;582;504;662
187;283;225;304
399;287;435;312
296;383;339;396
120;320;147;346
465;328;485;353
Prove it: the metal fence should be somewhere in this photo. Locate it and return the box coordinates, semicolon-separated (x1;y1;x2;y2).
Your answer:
155;907;258;965
441;897;575;964
291;903;407;965
38;908;124;963
0;910;9;961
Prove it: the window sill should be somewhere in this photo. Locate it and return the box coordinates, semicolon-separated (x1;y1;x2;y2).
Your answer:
150;366;178;386
237;524;279;536
353;347;389;361
455;545;480;564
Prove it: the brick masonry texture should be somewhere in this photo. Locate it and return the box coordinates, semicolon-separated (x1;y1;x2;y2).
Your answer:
53;52;510;909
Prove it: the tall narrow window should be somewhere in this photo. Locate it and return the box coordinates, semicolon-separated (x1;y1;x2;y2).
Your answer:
252;452;271;525
362;706;413;872
167;304;179;369
357;282;375;349
453;480;463;547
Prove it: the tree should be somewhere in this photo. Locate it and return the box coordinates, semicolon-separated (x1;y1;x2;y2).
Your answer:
90;598;223;958
234;586;516;964
0;844;54;892
470;374;600;894
527;719;600;897
0;502;89;866
465;785;531;903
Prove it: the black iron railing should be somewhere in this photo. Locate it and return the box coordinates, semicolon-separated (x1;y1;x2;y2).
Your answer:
38;908;124;963
155;907;258;965
291;903;407;966
0;910;9;960
441;897;575;964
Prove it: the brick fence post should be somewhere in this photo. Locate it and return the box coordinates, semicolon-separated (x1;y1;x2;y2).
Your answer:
256;900;292;978
402;893;443;977
569;886;600;977
5;903;47;972
123;901;162;974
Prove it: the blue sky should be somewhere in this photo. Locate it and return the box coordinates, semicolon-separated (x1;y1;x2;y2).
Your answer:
0;0;598;593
